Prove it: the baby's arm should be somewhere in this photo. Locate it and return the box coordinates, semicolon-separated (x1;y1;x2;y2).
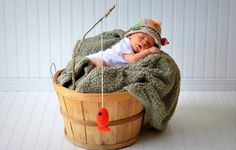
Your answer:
90;58;108;67
123;47;160;64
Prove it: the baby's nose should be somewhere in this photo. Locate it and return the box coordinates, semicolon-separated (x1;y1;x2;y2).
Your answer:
142;40;147;47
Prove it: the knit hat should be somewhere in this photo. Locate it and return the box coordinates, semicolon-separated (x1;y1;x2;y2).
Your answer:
125;18;165;48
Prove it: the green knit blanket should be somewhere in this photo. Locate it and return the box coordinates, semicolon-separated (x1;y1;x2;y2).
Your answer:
58;29;181;130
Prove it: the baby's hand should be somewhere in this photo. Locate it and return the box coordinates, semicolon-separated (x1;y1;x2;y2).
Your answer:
148;47;160;54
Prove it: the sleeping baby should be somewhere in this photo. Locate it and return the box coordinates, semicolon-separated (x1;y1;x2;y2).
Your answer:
86;18;168;67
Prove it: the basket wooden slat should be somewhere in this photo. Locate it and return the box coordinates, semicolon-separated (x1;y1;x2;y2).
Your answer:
54;69;144;150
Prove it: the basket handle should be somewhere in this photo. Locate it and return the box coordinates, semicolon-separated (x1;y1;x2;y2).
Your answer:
50;63;57;83
71;5;116;90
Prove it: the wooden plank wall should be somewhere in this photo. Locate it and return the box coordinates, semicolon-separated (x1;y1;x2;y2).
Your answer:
0;0;236;90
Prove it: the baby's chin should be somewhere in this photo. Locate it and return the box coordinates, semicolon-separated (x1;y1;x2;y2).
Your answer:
131;46;138;53
133;48;139;53
133;46;142;53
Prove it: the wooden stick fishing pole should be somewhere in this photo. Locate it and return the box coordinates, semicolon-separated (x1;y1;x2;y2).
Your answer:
71;5;115;90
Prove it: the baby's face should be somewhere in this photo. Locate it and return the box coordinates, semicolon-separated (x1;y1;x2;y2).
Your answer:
129;32;156;53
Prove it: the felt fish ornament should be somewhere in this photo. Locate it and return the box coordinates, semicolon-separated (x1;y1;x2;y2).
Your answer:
96;108;110;132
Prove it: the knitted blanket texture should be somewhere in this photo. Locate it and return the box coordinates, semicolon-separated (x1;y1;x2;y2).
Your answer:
58;29;181;130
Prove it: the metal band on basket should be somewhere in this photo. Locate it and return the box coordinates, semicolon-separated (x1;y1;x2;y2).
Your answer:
60;108;144;126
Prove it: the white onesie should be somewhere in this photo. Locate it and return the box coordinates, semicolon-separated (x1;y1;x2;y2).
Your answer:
86;37;133;67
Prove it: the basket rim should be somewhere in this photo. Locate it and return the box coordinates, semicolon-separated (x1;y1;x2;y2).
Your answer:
53;69;136;102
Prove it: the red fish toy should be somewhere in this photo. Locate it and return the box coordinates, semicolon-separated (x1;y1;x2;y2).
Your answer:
96;108;110;132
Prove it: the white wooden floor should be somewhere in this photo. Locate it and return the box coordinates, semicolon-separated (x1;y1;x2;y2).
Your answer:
0;91;235;150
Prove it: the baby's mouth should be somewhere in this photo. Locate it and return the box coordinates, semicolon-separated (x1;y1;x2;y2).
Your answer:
136;44;142;50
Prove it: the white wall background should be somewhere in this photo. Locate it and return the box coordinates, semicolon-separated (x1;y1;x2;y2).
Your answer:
0;0;236;90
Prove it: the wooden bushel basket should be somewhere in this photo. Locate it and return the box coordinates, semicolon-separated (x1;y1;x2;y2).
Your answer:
53;69;144;150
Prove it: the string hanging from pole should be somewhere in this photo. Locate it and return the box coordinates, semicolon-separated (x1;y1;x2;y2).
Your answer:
101;19;104;108
96;18;110;132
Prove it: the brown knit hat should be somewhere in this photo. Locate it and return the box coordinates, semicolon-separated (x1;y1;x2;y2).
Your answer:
125;18;162;48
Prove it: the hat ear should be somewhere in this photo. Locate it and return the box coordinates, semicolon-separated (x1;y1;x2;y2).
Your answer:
149;20;161;27
155;21;161;27
161;37;169;46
